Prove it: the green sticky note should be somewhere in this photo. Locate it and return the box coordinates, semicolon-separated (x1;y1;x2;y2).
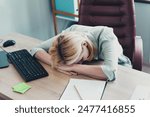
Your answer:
12;82;31;94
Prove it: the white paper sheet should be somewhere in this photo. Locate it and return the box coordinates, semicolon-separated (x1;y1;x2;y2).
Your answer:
60;79;106;100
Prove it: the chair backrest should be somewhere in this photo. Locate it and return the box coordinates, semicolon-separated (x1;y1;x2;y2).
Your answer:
78;0;136;61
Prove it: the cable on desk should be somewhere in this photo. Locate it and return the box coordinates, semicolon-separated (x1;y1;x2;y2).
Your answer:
0;39;3;43
0;46;9;54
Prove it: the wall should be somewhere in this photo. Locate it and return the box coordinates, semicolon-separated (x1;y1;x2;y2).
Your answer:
0;0;53;40
135;2;150;64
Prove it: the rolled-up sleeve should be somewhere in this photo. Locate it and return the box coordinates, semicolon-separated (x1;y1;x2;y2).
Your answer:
30;48;45;56
30;26;74;56
30;36;56;56
101;65;116;81
99;27;122;81
100;41;118;81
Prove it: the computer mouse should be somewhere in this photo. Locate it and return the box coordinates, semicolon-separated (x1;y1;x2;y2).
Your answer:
3;40;16;47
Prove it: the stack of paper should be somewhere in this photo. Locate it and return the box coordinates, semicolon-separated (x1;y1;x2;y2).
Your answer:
60;79;106;100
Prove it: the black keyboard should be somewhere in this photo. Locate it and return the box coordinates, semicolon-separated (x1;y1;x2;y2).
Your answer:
7;49;48;82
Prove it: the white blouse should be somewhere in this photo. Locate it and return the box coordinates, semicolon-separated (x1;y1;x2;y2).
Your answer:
31;24;131;81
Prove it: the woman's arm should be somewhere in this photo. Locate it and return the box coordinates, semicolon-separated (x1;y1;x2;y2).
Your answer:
34;50;52;66
30;34;60;57
57;64;107;80
73;64;107;80
35;50;78;76
31;26;74;64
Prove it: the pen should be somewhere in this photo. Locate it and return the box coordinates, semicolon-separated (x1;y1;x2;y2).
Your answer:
74;85;83;100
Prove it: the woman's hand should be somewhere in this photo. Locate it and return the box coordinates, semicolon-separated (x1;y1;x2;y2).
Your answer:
57;64;78;76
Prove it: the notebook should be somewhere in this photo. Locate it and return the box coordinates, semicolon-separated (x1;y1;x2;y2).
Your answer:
60;79;107;100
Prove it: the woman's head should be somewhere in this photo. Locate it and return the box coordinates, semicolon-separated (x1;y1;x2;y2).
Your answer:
49;31;95;68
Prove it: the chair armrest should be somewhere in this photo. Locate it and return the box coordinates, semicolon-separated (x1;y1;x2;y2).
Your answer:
132;36;143;71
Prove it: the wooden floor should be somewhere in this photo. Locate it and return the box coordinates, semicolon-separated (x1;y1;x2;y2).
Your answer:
142;64;150;74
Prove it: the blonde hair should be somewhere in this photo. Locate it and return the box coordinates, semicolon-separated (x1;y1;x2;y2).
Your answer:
49;31;95;68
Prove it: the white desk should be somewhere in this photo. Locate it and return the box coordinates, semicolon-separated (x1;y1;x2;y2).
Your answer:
103;65;150;99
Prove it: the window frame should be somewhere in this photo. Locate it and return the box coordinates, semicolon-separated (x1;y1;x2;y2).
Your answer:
135;0;150;4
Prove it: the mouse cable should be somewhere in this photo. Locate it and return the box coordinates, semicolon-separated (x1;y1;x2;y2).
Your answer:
0;39;3;43
0;39;7;53
0;46;9;54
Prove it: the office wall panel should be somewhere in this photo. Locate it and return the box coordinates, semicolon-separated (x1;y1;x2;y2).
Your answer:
135;3;150;64
0;0;53;40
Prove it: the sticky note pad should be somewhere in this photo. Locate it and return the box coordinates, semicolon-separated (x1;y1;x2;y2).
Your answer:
12;82;31;94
